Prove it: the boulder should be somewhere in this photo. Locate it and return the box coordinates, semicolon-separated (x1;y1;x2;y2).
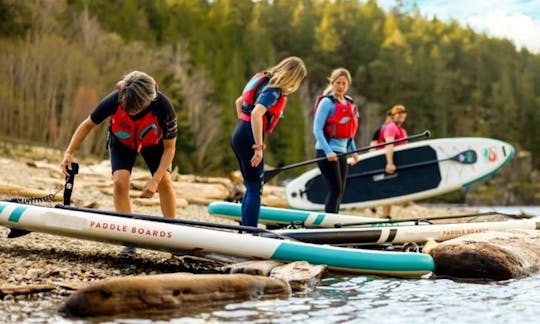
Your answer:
224;260;284;276
430;229;540;280
60;273;291;317
270;261;327;292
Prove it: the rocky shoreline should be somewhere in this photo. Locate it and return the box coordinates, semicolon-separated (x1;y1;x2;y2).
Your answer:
0;153;532;321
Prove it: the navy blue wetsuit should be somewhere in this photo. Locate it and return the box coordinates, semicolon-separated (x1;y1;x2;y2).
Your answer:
231;81;282;227
90;91;177;174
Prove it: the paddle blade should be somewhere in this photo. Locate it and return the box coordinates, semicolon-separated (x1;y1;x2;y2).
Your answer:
263;168;281;183
7;228;32;238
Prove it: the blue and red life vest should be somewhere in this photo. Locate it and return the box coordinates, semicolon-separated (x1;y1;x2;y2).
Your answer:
239;72;287;134
314;94;359;139
110;84;162;152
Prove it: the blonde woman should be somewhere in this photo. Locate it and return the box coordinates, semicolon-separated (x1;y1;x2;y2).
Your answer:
232;56;307;227
313;68;359;213
61;71;177;256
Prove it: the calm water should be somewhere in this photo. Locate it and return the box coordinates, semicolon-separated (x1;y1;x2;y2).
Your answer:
2;206;539;323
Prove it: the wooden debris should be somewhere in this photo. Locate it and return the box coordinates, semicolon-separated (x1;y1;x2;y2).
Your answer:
133;197;189;208
60;273;291;317
0;183;63;202
0;284;57;298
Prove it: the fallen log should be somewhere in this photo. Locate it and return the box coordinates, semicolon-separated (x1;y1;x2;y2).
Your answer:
132;197;189;208
60;273;291;317
430;229;540;280
0;182;63;202
0;284;57;298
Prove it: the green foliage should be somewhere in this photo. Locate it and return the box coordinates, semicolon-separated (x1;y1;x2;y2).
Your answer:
2;0;540;176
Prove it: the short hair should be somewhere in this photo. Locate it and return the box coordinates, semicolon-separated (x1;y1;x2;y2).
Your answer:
117;71;157;114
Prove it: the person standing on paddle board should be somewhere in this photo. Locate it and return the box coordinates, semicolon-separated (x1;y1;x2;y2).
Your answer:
232;57;307;227
60;71;177;256
377;104;408;218
313;68;360;214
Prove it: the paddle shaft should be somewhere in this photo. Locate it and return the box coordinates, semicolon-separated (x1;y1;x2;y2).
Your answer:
347;150;476;180
263;130;430;183
334;211;531;228
56;205;290;238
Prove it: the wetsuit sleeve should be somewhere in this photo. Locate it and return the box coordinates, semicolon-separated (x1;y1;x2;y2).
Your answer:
254;87;282;110
156;93;177;140
371;126;381;141
90;91;120;124
313;97;334;155
348;139;357;152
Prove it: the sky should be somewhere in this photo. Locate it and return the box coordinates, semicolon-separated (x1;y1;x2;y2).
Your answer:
377;0;540;53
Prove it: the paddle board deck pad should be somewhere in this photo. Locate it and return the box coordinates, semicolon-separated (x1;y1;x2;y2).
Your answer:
272;218;540;246
207;201;415;227
286;137;515;210
0;201;433;277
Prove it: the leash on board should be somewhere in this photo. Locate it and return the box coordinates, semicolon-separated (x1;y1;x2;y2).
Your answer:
3;163;79;206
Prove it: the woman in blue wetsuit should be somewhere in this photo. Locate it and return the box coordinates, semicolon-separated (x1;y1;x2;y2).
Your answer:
313;68;360;213
231;57;307;227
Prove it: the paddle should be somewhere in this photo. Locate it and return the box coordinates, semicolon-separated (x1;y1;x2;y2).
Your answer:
63;162;79;206
6;164;80;239
263;130;431;183
346;149;477;180
333;210;534;228
56;205;292;240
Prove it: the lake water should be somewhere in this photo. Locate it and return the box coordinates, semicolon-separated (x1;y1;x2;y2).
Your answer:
2;206;539;323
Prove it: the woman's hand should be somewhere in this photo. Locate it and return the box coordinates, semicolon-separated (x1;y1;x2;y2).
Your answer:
60;152;73;176
326;152;338;161
386;163;396;174
350;153;360;166
251;149;263;167
140;178;159;198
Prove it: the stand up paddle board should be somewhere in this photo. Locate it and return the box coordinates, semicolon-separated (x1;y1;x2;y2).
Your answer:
207;202;412;227
272;218;540;246
286;137;514;210
0;201;434;277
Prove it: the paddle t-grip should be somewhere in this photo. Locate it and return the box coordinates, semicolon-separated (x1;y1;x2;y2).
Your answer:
63;162;79;206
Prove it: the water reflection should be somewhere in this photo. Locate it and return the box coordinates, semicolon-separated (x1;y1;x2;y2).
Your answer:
2;273;539;323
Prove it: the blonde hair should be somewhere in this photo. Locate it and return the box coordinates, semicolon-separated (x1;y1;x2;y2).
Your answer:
117;71;157;114
265;57;307;95
323;68;352;96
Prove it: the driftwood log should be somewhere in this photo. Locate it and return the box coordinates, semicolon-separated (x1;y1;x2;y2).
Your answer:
60;273;291;317
0;284;57;298
1;160;290;208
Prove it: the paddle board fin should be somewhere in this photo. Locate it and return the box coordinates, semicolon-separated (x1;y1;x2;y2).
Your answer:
7;228;32;238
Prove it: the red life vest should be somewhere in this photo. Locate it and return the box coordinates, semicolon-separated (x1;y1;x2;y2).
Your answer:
110;84;162;152
377;121;408;146
314;95;359;139
239;72;287;134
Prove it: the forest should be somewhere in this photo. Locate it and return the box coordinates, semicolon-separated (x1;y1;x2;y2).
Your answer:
1;0;539;180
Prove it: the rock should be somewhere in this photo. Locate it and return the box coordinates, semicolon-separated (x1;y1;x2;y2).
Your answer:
430;229;540;280
269;261;327;292
60;273;291;317
223;260;284;276
422;239;439;254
